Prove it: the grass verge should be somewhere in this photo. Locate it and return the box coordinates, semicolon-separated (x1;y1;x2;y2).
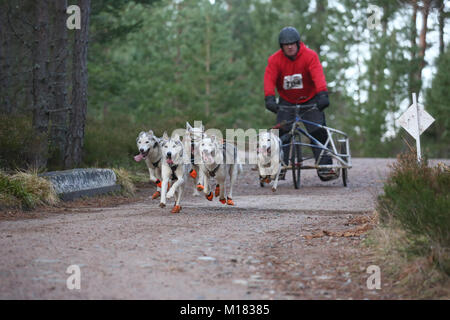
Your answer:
0;170;59;210
364;151;449;299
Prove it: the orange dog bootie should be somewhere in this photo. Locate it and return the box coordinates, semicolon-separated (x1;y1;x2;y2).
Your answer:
155;179;162;188
151;191;161;199
206;192;213;201
215;185;220;197
226;197;234;206
197;184;204;191
171;205;182;213
189;169;197;179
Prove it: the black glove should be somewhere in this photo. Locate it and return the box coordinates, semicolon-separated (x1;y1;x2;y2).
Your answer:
316;91;329;111
265;95;279;114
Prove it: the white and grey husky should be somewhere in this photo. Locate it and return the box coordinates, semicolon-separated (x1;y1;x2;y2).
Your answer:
159;132;189;213
185;122;206;195
135;130;163;199
257;130;283;192
198;135;242;205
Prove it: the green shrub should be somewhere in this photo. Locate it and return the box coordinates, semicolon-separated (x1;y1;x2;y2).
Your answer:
377;152;450;274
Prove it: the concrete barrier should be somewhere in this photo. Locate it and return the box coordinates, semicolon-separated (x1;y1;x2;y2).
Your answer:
41;168;121;201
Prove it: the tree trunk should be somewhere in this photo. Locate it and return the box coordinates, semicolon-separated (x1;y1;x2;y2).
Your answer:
0;2;12;114
49;0;69;169
31;0;50;169
408;0;419;104
313;0;327;55
205;11;211;117
438;0;445;56
65;0;91;168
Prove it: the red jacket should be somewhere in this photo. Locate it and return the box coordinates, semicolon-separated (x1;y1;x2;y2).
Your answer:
264;42;327;104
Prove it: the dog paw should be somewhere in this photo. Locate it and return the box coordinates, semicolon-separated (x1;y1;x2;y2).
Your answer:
171;205;182;213
271;187;277;192
205;192;213;201
197;184;204;191
215;185;220;197
151;191;161;199
226;197;234;206
159;202;166;208
189;169;197;179
219;198;226;204
166;190;174;199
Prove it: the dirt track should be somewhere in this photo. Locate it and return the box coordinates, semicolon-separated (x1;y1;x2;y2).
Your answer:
0;158;405;299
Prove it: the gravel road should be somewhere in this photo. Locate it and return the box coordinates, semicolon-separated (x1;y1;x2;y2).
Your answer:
0;158;417;299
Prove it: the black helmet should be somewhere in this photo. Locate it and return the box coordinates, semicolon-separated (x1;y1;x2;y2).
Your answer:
278;27;301;47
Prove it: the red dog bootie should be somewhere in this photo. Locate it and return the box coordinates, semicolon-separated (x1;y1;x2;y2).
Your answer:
171;205;182;213
205;192;213;201
155;179;162;188
189;169;197;179
226;197;234;206
151;191;160;199
219;198;226;204
215;185;220;197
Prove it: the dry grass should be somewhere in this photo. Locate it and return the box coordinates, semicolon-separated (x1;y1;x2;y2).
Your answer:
112;167;136;196
365;220;450;299
0;169;59;210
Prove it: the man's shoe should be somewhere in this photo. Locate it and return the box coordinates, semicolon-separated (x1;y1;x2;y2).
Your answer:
317;168;338;181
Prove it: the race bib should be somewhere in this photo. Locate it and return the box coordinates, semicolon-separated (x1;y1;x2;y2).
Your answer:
283;74;303;90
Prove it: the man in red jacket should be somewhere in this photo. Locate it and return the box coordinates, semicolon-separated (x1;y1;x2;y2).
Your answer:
264;26;335;181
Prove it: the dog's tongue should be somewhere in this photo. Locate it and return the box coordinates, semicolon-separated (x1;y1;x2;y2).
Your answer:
167;158;174;165
134;154;144;162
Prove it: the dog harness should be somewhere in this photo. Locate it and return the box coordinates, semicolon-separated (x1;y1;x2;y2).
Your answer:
169;165;178;181
206;144;237;177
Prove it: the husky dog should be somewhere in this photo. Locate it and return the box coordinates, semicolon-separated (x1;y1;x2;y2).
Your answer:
185;122;206;195
257;130;283;192
135;130;163;199
159;132;188;213
198;135;241;205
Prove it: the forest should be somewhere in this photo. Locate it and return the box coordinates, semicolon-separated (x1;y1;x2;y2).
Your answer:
0;0;448;171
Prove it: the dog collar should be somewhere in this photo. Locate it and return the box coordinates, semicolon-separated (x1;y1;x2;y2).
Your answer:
208;164;221;177
152;158;161;168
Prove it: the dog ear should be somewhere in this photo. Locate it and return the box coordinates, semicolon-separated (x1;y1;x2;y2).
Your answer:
148;130;154;136
162;131;169;140
210;135;216;143
186;122;192;131
172;133;180;141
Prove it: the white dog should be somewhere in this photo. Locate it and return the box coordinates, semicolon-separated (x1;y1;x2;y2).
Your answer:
159;132;188;213
185;122;206;195
198;135;241;205
257;130;283;192
135;130;163;199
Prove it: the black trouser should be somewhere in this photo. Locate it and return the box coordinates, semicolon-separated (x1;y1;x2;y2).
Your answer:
277;96;332;166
